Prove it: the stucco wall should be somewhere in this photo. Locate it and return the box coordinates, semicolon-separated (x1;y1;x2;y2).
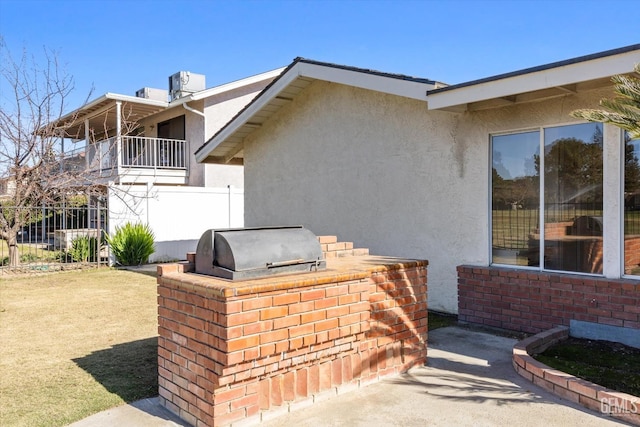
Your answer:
138;106;208;186
242;80;618;313
201;83;271;188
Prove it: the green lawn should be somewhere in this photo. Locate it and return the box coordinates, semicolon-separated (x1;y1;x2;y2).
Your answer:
0;269;158;427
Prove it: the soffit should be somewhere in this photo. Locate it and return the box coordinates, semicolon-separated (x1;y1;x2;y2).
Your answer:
55;95;167;139
427;45;640;112
199;76;314;165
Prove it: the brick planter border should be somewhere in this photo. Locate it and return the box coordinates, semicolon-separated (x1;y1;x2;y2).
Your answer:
513;326;640;425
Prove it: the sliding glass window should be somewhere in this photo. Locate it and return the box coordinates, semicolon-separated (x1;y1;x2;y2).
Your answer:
491;123;604;274
624;134;640;275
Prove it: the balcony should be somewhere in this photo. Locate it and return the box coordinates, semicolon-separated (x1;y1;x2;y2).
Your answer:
62;136;189;185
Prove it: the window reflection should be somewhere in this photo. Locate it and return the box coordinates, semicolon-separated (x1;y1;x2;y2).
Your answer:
491;131;540;266
491;123;604;274
542;123;603;274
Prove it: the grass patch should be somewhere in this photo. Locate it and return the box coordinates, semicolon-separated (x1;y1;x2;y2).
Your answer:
429;311;458;330
535;337;640;396
0;269;158;427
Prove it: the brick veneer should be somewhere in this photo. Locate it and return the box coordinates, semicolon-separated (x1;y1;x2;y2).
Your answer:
513;326;639;425
157;253;427;426
458;265;640;334
318;235;369;258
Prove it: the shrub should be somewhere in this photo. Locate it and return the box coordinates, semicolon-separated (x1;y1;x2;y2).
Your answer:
19;252;40;263
106;223;155;266
69;235;99;263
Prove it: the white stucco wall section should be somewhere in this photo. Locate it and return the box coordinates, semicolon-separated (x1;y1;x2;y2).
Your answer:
243;81;484;313
242;80;617;314
603;124;624;278
201;88;267;188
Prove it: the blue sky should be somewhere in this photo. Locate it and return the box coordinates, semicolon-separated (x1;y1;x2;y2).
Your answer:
1;0;638;110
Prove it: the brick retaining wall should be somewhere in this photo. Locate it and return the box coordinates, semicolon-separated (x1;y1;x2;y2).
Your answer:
458;265;640;334
158;254;427;426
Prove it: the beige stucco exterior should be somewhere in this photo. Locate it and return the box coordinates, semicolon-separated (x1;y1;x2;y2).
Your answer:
241;80;621;313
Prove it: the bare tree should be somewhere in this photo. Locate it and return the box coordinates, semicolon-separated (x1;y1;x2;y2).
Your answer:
0;39;95;266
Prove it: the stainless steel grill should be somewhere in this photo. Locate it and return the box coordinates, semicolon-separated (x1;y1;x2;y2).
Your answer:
195;226;326;280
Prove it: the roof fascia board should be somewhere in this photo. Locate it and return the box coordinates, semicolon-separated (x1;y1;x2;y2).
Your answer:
104;92;168;107
58;92;168;124
194;64;303;163
195;59;438;162
297;62;430;101
184;67;286;102
427;50;640;110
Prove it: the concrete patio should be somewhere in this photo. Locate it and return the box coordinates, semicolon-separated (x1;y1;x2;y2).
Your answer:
70;326;624;426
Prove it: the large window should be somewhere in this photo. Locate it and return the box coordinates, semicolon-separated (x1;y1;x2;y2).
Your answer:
491;123;604;274
624;135;640;275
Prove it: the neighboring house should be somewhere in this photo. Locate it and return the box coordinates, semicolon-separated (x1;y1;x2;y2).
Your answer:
0;177;15;199
51;67;283;261
196;45;640;335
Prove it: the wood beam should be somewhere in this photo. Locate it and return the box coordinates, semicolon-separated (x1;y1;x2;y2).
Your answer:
224;143;244;164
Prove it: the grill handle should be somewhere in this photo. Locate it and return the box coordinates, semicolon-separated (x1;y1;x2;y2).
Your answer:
266;259;305;268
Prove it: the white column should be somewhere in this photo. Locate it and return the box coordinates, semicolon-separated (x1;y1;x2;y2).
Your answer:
602;124;623;278
60;132;64;173
84;119;90;171
115;101;122;175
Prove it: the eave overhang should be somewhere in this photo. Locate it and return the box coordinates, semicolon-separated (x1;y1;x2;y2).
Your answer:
426;44;640;112
51;93;168;139
195;58;440;165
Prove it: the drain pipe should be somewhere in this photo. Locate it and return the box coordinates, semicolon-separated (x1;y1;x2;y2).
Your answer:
183;102;205;118
228;185;232;228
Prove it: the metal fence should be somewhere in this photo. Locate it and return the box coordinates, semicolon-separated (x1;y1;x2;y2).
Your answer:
492;202;604;251
0;203;109;275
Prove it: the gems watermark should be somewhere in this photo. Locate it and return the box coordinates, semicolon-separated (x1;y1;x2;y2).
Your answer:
601;397;638;415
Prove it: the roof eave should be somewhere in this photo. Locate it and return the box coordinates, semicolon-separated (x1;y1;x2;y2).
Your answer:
195;59;438;164
427;44;640;111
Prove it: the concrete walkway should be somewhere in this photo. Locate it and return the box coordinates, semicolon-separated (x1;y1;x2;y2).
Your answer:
69;327;625;427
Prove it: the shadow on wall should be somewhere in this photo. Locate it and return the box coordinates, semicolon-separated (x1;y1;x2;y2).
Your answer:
72;337;158;403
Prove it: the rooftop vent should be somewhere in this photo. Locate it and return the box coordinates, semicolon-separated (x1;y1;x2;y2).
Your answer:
169;71;205;101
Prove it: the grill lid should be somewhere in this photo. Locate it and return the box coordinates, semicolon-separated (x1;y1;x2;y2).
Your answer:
195;226;326;280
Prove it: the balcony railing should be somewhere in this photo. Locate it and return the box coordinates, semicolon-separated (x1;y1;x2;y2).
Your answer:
63;136;188;174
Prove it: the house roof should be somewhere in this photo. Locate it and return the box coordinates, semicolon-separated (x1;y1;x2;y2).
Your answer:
196;45;640;165
54;93;168;139
195;57;442;165
51;68;284;140
426;44;640;112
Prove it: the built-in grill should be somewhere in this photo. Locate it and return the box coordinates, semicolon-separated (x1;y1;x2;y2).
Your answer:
571;216;603;236
195;226;326;280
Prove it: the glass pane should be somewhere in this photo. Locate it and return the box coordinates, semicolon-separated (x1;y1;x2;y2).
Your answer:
491;131;540;266
624;135;640;275
543;123;603;273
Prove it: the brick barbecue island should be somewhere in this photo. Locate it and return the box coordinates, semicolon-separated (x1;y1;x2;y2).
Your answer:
157;248;428;427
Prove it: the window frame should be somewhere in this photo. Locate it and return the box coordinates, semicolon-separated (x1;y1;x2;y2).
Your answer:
490;122;606;276
622;132;640;279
